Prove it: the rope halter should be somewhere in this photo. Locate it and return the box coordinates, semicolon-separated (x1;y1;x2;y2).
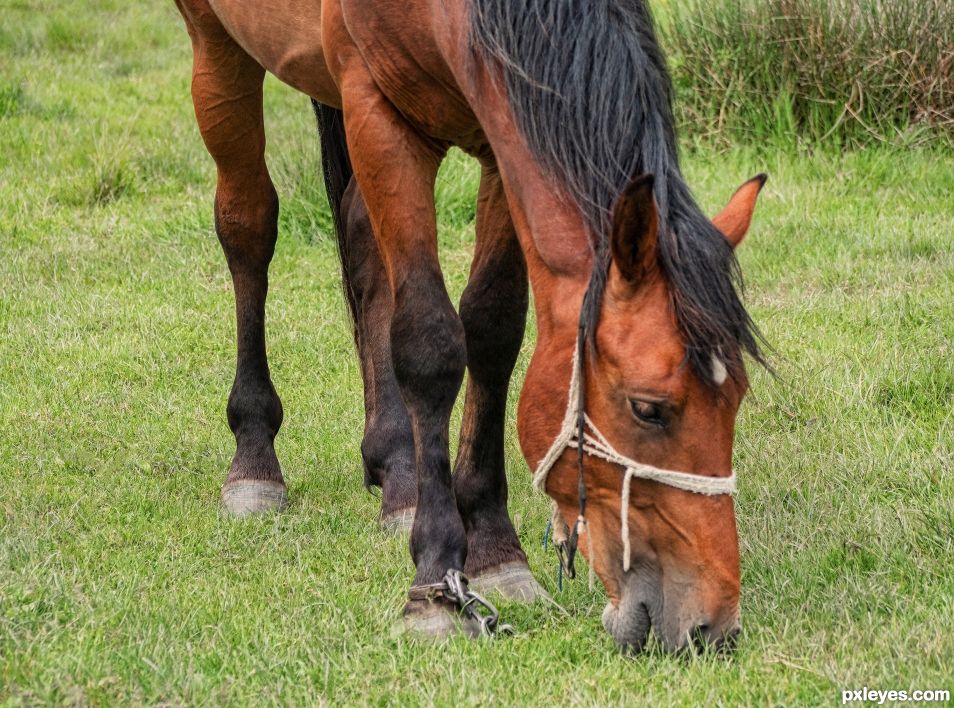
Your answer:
532;338;737;572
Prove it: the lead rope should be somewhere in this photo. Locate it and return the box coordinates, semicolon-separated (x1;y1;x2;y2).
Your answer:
536;328;592;587
573;327;594;591
533;336;738;576
546;499;595;590
565;328;589;585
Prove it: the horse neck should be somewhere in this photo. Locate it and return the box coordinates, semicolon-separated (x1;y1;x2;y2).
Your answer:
503;171;590;351
474;114;592;347
441;35;595;350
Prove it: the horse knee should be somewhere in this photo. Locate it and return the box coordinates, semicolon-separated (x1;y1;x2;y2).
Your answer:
214;179;279;270
361;415;414;486
459;262;527;385
391;274;466;415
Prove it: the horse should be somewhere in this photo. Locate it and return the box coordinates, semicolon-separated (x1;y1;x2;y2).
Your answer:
173;0;768;652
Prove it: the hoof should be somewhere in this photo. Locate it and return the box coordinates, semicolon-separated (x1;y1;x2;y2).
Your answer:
221;479;288;517
470;561;550;602
380;507;415;534
402;600;480;641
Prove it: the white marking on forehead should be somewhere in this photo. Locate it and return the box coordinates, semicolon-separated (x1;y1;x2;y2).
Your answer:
711;355;728;386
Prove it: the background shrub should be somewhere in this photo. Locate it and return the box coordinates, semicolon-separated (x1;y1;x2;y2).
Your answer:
660;0;954;148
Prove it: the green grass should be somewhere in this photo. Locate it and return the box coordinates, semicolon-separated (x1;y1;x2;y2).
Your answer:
1;1;952;704
660;0;954;149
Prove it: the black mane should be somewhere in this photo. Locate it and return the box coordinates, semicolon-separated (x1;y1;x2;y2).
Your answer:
469;0;767;382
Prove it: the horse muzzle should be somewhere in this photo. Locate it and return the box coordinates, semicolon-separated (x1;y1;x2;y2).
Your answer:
602;568;742;655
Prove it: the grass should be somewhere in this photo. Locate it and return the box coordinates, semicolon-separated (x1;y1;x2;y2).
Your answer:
660;0;954;148
1;0;952;704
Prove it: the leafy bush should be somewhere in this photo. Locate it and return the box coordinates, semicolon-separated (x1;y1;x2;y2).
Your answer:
660;0;954;147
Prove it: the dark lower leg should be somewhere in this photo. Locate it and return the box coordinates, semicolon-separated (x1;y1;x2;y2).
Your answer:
339;76;467;589
391;269;468;584
341;184;416;519
218;179;284;489
454;165;529;574
185;33;285;498
455;384;524;573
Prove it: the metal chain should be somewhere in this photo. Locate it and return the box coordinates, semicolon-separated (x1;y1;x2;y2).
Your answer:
408;569;513;637
444;570;513;637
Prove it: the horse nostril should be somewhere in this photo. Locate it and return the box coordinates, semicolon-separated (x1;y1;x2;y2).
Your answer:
688;624;710;651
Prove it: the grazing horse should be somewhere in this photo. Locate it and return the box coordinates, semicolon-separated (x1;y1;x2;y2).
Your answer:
174;0;768;652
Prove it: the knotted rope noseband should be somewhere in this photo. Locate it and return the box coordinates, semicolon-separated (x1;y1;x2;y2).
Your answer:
532;335;737;575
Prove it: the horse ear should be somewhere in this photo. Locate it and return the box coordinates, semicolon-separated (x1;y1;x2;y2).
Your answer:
610;173;659;285
712;174;767;248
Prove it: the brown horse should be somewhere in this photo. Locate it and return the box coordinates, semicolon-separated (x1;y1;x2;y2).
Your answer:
173;0;767;652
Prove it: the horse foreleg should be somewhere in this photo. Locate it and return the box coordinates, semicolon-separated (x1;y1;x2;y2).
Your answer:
454;161;546;601
185;19;285;514
339;180;417;530
339;71;472;637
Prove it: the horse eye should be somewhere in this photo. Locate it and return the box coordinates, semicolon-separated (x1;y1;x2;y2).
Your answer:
629;399;666;427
